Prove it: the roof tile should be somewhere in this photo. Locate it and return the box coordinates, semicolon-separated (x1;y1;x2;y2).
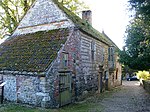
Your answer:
0;28;69;73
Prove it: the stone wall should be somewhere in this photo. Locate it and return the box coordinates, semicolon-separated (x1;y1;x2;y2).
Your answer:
0;28;122;108
75;32;110;97
76;32;122;95
0;71;52;108
45;29;81;107
142;80;150;93
3;75;17;101
12;0;74;36
48;29;111;100
0;0;122;108
111;55;122;87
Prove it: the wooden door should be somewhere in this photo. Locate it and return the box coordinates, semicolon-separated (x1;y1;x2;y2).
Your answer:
59;71;72;106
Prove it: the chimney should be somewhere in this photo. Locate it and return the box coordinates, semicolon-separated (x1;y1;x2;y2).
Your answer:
82;10;92;25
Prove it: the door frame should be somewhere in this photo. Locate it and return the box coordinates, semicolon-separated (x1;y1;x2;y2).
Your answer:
58;70;72;107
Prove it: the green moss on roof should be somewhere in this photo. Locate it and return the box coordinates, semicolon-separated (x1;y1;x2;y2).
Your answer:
0;28;69;72
54;0;113;46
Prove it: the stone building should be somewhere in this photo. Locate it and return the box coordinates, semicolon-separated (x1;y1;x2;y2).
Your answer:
0;0;122;108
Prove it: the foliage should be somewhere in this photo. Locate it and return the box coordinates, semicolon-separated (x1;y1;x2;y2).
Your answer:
0;0;88;38
119;18;150;70
121;65;136;78
58;0;88;15
118;0;150;70
136;71;150;80
129;0;150;19
0;101;102;112
0;0;33;38
128;0;150;33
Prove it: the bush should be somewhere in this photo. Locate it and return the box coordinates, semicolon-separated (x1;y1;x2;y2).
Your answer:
136;71;150;80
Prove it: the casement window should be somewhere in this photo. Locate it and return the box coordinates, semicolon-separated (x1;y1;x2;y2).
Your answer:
62;52;68;68
108;47;114;61
102;48;105;63
91;41;96;61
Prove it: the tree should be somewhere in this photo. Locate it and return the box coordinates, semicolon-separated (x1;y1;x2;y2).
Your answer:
58;0;88;14
128;0;150;27
0;0;33;38
119;18;150;70
119;0;150;70
0;0;88;38
129;0;150;18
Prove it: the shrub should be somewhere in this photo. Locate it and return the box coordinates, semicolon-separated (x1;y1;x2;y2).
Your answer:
136;71;150;80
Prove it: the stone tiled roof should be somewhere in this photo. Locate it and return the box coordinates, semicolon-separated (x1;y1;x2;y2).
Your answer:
0;28;69;72
53;0;116;47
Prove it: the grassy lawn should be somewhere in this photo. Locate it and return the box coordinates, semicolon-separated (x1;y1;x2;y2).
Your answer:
0;101;103;112
0;88;120;112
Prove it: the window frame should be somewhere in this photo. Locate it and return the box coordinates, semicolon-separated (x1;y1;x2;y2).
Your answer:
108;47;114;61
91;41;96;61
62;52;69;68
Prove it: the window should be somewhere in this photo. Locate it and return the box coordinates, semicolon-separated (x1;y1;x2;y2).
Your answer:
91;41;96;61
108;47;114;61
102;48;105;63
111;47;114;61
62;52;68;68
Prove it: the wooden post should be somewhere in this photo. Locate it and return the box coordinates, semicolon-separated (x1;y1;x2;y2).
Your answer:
0;82;6;104
100;72;103;93
1;86;4;104
98;65;104;93
98;73;100;93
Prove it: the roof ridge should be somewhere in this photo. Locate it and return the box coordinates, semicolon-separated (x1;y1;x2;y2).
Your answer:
102;31;119;49
53;0;114;46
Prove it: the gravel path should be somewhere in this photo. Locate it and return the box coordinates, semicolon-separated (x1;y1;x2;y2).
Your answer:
101;81;150;112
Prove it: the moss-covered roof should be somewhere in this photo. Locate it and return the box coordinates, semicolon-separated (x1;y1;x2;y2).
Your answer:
53;0;115;46
0;0;118;73
0;28;69;72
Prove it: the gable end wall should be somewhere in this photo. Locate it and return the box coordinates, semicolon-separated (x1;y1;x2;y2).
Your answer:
12;0;75;36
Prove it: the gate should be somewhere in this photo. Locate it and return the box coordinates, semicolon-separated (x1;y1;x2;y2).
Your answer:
59;71;72;106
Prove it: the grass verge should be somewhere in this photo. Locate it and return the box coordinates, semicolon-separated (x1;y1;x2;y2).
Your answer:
0;87;121;112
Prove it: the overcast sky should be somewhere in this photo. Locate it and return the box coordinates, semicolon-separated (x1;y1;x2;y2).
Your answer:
81;0;131;49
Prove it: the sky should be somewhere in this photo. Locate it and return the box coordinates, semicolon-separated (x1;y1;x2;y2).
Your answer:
81;0;131;49
0;0;131;48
